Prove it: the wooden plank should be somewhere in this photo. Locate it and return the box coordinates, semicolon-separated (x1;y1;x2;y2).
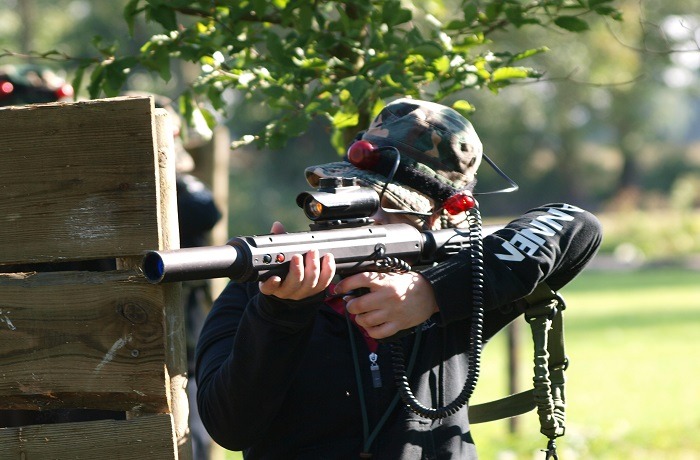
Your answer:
154;108;192;460
0;413;176;460
0;96;162;265
0;269;168;413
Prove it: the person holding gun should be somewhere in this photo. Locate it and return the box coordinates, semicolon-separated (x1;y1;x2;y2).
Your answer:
194;98;602;458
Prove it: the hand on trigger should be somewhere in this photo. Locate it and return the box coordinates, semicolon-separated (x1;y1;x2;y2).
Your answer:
335;271;439;340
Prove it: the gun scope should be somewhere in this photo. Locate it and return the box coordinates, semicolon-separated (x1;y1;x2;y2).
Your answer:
296;177;380;222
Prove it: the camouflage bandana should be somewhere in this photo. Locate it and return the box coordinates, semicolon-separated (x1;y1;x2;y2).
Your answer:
305;98;483;228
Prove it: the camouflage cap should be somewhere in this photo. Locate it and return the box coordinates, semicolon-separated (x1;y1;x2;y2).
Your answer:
305;98;483;224
362;97;482;188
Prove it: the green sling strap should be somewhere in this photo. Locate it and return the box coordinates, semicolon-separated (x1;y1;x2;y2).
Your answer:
468;283;567;444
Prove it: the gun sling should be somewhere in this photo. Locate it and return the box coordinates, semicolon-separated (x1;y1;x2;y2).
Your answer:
468;282;567;443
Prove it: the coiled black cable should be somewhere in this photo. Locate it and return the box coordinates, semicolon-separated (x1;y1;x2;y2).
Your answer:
374;256;411;273
390;207;485;420
347;143;489;420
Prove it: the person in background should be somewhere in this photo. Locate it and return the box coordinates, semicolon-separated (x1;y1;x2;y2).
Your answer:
175;143;221;460
0;64;73;107
195;98;602;458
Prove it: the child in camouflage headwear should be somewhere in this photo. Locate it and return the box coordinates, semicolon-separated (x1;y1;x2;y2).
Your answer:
196;98;603;458
306;98;483;228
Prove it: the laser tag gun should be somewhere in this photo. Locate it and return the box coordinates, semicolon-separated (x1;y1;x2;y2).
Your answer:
142;177;475;284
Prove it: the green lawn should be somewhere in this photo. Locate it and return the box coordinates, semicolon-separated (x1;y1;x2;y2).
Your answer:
222;267;700;459
470;268;700;460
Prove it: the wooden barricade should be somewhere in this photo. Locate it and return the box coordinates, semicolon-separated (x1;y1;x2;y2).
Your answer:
0;96;191;459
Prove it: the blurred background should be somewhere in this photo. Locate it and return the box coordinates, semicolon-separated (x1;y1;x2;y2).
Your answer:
1;1;698;459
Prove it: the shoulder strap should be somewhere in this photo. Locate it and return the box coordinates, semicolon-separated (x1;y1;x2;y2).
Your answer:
469;283;567;445
524;283;567;440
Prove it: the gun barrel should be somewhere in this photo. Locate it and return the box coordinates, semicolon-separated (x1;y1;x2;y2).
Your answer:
142;245;242;283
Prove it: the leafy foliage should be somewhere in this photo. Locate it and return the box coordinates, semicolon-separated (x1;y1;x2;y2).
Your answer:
80;0;622;152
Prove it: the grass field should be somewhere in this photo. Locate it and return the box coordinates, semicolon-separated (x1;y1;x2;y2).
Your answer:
222;267;700;460
470;267;700;460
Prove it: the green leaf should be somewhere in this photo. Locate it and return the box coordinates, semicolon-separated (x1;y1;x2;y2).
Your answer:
370;98;385;119
71;65;86;99
123;0;140;36
103;65;128;97
330;126;346;155
554;16;590;32
206;85;225;111
512;46;549;62
305;97;334;116
451;99;475;117
371;62;395;78
332;109;359;129
179;91;194;124
87;65;104;99
485;2;503;21
504;5;524;27
594;5;623;20
432;55;450;74
192;106;215;140
91;35;117;56
382;2;411;26
276;112;311;144
444;20;468;30
294;57;328;70
588;0;615;7
411;42;444;60
262;85;288;99
297;3;313;30
151;46;172;81
463;3;478;24
492;66;530;82
265;32;288;63
341;77;372;106
146;4;177;30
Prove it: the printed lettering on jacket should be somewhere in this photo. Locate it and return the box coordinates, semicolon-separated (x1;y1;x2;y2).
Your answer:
494;204;584;262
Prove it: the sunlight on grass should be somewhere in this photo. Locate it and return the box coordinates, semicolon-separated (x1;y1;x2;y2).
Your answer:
470;268;700;460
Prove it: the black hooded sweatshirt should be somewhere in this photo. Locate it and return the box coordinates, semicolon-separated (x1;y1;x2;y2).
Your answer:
195;203;602;459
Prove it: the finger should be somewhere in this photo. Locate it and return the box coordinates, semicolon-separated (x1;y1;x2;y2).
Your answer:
334;271;374;296
317;253;336;289
302;249;321;290
365;322;399;340
258;276;282;296
270;221;286;234
345;294;376;316
352;307;387;329
274;253;304;297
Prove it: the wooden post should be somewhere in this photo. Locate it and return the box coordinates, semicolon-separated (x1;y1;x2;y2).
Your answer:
154;108;191;460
